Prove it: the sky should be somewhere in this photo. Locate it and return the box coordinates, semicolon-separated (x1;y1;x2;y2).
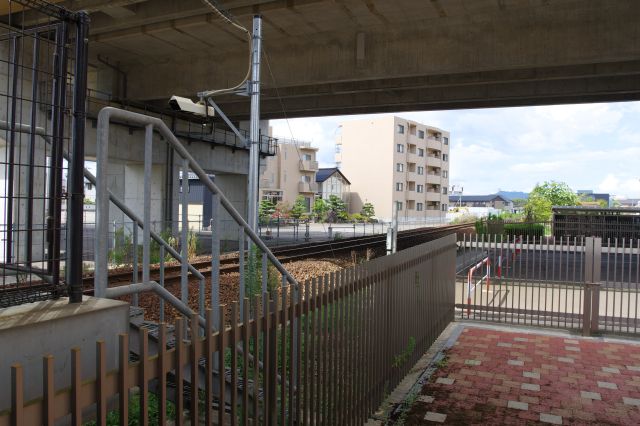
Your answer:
270;101;640;199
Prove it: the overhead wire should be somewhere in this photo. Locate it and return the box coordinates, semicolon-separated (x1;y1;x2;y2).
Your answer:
198;0;252;96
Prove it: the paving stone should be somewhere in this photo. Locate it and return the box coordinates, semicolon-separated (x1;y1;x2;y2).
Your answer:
564;339;579;345
508;359;524;366
523;371;541;379
465;359;481;366
498;342;513;347
565;346;580;352
626;365;640;372
424;412;447;423
417;395;435;403
623;397;640;406
508;400;529;411
540;413;563;425
597;381;618;390
436;377;455;385
580;391;602;400
602;367;620;374
521;383;541;392
558;357;574;363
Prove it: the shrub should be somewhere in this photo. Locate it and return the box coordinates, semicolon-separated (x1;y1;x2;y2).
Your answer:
504;223;545;238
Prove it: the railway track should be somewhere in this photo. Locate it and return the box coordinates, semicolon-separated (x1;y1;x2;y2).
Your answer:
2;223;472;300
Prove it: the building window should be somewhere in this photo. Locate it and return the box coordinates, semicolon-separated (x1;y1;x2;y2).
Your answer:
441;203;448;211
397;124;405;134
442;187;448;195
443;137;449;145
442;170;448;178
418;130;425;139
303;153;312;161
396;201;403;211
417;184;424;193
335;144;342;153
396;182;403;191
335;161;341;168
302;175;311;183
417;202;424;211
417;166;424;175
442;153;448;162
418;148;424;157
396;143;404;153
396;163;404;172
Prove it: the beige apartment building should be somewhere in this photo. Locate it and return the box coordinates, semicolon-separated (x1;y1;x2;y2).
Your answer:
335;116;450;222
260;139;319;211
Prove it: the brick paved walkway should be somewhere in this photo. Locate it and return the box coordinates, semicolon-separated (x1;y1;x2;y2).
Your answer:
404;325;640;425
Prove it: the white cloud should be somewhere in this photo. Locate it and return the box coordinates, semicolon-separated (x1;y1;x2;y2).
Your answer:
598;174;640;198
270;101;640;195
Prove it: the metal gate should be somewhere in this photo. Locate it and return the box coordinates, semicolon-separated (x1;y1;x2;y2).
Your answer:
0;1;88;306
457;234;640;336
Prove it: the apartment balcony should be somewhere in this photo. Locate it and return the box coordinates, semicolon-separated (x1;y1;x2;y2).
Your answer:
427;138;442;150
426;174;441;184
426;156;442;168
426;203;441;211
299;160;319;172
426;191;442;202
298;181;318;193
406;152;420;163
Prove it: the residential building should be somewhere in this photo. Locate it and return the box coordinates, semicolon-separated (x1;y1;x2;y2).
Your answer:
316;168;351;207
260;138;319;211
335;116;450;221
449;194;513;210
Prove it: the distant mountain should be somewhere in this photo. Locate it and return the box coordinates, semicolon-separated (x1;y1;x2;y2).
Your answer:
498;190;529;200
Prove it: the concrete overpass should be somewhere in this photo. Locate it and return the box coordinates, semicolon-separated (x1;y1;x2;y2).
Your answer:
6;0;639;120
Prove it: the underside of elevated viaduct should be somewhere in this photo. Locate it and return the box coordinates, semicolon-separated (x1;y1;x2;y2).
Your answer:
4;0;640;120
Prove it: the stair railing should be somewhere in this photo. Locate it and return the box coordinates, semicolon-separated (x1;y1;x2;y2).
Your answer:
94;107;299;330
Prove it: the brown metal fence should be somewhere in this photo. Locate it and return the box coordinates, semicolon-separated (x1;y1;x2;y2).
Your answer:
0;235;456;425
457;233;640;336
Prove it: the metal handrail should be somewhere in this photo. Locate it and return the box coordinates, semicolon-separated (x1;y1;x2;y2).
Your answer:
0;120;205;284
95;107;299;300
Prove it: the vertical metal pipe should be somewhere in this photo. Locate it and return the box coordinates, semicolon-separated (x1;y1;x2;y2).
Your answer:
47;22;69;286
239;226;245;318
94;96;111;298
180;159;189;313
132;220;138;306
247;15;262;232
211;193;220;330
67;13;90;302
262;252;268;294
142;124;153;288
5;36;20;264
25;37;40;265
160;245;165;323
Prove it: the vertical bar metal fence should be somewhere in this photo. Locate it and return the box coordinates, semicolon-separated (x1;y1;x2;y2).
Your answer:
457;233;640;336
0;235;456;425
0;1;88;307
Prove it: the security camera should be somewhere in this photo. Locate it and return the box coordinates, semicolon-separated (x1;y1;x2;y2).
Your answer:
169;95;215;117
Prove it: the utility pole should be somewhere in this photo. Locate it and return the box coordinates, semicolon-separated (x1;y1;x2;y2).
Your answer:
247;15;262;233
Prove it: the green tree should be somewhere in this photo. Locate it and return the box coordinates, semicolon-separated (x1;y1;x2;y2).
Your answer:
524;181;578;221
327;195;347;221
290;195;307;219
312;198;328;221
259;199;276;220
361;202;375;222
